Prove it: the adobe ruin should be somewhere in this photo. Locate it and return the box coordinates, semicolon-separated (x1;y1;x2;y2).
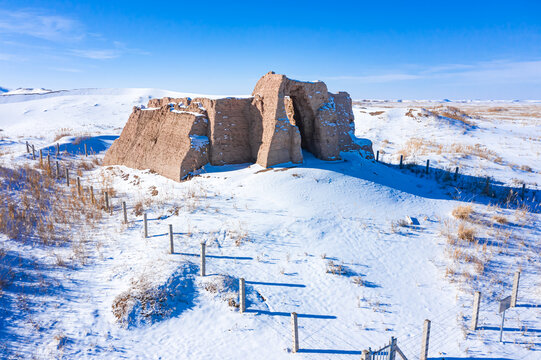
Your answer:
103;72;372;181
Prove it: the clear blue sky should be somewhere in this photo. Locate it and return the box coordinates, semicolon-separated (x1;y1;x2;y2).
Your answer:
1;0;540;99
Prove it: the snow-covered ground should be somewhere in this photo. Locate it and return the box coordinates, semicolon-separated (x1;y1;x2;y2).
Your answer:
0;90;539;359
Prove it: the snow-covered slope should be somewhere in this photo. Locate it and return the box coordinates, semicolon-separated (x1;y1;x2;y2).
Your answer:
0;90;539;359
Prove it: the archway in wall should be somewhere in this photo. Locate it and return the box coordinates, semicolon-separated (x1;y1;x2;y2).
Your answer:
289;90;316;156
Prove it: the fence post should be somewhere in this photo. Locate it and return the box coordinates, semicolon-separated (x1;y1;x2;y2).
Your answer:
200;242;206;276
56;143;59;158
47;154;51;171
77;177;81;196
90;185;95;204
26;141;30;153
390;337;397;360
454;166;459;180
84;143;88;157
122;201;127;224
399;155;403;169
143;213;148;238
376;150;379;162
361;350;370;360
104;191;109;211
420;319;430;360
56;161;60;179
291;312;299;353
65;167;69;186
471;291;481;330
425;159;430;174
239;278;246;313
511;271;520;307
32;145;35;160
39;149;43;165
521;184;525;200
169;224;174;254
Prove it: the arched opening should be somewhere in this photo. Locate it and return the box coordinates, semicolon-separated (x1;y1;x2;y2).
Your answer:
287;90;317;156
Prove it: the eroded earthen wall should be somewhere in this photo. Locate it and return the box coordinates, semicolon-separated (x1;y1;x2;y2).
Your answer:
104;72;370;181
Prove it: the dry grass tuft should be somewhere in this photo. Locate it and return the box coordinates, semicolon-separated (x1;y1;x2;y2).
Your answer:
452;205;473;220
457;223;476;242
491;214;508;225
53;128;73;142
112;276;170;326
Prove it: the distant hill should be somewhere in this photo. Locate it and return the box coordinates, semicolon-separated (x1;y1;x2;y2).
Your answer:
3;88;53;95
0;86;8;93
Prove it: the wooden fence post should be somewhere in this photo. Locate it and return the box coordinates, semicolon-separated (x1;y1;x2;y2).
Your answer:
239;278;246;313
26;141;30;153
65;167;69;186
399;155;403;169
104;191;109;211
200;242;206;276
471;291;481;330
454;166;459;181
39;149;43;165
122;201;127;224
425;159;430;174
143;213;148;238
390;337;397;360
521;184;525;200
361;350;370;360
56;143;59;158
291;312;299;353
90;185;95;204
420;319;430;360
47;154;51;171
511;271;520;307
77;177;81;196
84;143;88;157
169;224;174;254
56;161;60;179
32;145;35;160
376;150;379;162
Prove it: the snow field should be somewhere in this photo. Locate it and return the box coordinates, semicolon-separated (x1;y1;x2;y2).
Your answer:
0;91;540;359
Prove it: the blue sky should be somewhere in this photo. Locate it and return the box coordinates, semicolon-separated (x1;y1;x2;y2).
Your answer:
1;0;540;99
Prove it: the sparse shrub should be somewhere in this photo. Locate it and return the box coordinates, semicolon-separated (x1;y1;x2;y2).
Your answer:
133;201;144;216
326;261;347;275
112;275;171;327
452;205;473;220
53;128;73;142
457;223;476;242
201;275;239;309
491;214;508;225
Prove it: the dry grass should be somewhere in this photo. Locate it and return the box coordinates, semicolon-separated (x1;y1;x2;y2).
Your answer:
428;106;476;127
491;214;508;224
53;128;73;142
457;223;476;242
397;138;503;165
326;260;347;275
452;205;474;220
112;275;170;327
0;164;104;245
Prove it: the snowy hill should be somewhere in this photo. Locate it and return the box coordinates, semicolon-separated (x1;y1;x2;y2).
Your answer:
0;89;539;359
